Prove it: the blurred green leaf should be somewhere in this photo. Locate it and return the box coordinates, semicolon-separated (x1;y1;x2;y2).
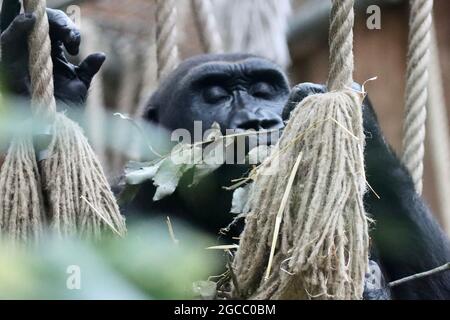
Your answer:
0;220;220;299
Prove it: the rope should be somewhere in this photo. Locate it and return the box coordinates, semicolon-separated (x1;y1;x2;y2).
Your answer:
42;114;126;238
0;135;45;242
401;0;433;194
155;0;179;80
112;38;140;175
191;0;223;53
23;0;56;121
212;0;292;69
137;32;158;112
327;0;354;90
81;20;107;171
0;0;126;241
231;0;369;300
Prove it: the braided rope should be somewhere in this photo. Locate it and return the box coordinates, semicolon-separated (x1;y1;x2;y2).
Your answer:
81;20;107;171
23;0;56;121
401;0;433;194
155;0;179;80
191;0;223;53
327;0;355;91
231;0;368;299
212;0;291;69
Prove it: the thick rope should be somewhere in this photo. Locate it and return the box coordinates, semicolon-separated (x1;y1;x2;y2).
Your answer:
23;0;56;121
112;39;141;175
212;0;291;69
81;20;107;171
0;134;45;242
190;0;223;53
156;0;179;80
137;31;158;112
232;0;369;300
0;0;126;241
233;92;369;300
43;114;126;238
327;0;354;90
401;0;433;194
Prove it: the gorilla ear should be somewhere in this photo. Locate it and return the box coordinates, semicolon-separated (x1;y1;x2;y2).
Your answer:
143;102;159;123
142;90;164;123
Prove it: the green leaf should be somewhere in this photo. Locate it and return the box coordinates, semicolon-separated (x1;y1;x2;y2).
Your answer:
152;158;185;201
230;183;253;214
191;136;234;186
247;145;274;165
152;144;203;201
125;161;163;185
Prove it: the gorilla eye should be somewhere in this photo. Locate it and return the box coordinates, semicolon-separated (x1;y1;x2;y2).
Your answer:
250;82;275;99
203;86;229;103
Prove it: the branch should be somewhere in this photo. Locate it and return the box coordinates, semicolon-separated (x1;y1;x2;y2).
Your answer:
389;262;450;287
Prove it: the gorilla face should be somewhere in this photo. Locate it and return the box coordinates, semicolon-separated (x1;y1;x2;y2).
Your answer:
144;54;290;139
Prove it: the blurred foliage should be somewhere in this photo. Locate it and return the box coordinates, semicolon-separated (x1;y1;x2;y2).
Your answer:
0;219;221;299
0;85;222;300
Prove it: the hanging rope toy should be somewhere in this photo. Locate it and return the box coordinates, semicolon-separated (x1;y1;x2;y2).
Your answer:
401;0;434;195
231;0;370;300
0;0;126;241
156;0;180;80
191;0;224;53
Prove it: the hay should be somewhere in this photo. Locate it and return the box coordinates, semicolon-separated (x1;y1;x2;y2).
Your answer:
231;0;370;300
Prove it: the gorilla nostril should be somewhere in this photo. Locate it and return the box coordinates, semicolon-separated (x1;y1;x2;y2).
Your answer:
237;119;282;131
261;118;282;129
237;120;262;131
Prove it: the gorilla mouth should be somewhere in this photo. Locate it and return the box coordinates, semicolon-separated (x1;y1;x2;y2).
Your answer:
225;128;282;147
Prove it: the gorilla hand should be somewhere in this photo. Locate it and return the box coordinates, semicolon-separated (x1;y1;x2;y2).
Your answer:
282;82;383;150
0;1;105;108
282;82;327;121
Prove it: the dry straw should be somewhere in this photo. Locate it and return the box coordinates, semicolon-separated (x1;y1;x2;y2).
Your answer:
231;0;370;300
0;0;126;241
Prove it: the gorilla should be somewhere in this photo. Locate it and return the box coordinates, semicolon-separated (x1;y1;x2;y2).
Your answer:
131;53;291;237
1;3;449;300
145;54;289;133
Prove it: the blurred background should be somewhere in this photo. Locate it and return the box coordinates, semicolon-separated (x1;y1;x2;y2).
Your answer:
0;220;221;299
42;0;449;233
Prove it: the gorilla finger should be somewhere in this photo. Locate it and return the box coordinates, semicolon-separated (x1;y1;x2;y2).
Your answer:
47;8;80;55
0;0;21;33
1;13;36;45
293;82;327;98
282;83;327;121
76;53;106;87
